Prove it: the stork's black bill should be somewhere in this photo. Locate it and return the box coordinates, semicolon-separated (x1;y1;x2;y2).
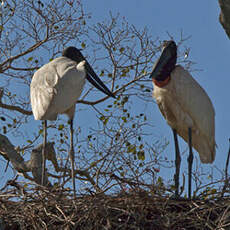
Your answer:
150;40;177;81
63;46;115;98
85;61;116;98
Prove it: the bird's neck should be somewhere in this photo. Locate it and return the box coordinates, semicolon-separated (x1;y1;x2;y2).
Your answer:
152;75;171;87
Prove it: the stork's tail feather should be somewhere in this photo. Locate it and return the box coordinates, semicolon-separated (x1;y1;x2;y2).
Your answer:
199;149;216;164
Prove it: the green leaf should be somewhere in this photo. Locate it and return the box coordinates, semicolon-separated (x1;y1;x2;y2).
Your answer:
81;42;86;48
137;150;145;160
140;85;145;89
127;144;136;154
139;144;144;149
99;115;109;125
120;171;125;177
27;57;33;62
100;70;104;76
141;69;147;74
210;189;217;194
119;47;125;53
103;117;109;125
58;124;64;130
99;115;105;121
121;72;126;77
90;161;97;167
121;116;127;123
157;177;163;185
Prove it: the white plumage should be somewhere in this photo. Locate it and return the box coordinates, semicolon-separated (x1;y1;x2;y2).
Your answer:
153;65;215;163
31;57;86;120
150;40;215;198
30;47;115;197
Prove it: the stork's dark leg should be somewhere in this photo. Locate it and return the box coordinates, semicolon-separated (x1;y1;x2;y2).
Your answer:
187;127;193;199
69;119;76;198
41;120;47;186
172;128;181;197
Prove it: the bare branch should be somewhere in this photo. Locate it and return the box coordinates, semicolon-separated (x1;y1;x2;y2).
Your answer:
0;88;32;115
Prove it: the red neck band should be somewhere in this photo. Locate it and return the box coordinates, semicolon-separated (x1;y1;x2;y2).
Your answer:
152;75;171;87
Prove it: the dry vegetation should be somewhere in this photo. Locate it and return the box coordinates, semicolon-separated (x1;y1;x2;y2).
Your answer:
0;185;230;230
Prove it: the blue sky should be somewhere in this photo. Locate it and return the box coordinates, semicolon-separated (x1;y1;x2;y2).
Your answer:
1;0;229;195
81;0;230;187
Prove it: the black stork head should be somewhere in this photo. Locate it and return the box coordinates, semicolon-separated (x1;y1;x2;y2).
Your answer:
62;47;115;98
150;40;177;81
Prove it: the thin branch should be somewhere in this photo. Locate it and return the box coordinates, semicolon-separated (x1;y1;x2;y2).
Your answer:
77;73;148;105
221;139;230;197
0;38;48;71
0;88;32;115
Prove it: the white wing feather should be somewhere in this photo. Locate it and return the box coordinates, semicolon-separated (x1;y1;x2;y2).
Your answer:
153;65;215;163
30;57;86;120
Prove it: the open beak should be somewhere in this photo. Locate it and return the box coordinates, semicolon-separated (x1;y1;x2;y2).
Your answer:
85;61;115;98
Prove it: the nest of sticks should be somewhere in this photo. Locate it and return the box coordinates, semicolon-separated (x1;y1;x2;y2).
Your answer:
0;185;230;230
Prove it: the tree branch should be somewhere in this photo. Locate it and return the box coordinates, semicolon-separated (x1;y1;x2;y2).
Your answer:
219;0;230;39
77;73;147;105
0;88;32;115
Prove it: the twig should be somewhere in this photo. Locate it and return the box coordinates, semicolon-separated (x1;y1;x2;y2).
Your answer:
0;88;32;115
77;73;148;105
221;138;230;197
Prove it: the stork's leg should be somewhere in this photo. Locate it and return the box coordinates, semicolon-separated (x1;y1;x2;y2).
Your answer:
69;119;76;198
187;127;193;199
41;120;47;186
172;129;181;197
172;128;181;197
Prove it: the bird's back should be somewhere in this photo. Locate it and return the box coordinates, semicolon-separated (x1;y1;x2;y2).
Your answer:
153;65;215;163
30;57;86;120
